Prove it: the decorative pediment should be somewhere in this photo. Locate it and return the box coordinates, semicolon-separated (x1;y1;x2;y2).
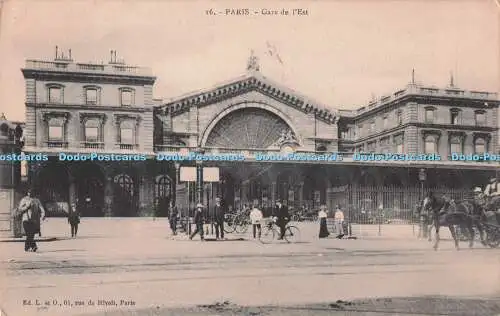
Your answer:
160;73;338;124
421;129;442;137
473;132;491;141
41;111;70;123
114;114;141;125
79;112;107;124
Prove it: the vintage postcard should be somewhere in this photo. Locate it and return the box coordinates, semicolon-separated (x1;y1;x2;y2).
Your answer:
0;0;499;315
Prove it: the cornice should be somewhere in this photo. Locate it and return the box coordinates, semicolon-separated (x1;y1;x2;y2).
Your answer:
160;75;338;124
21;69;156;85
412;122;497;131
26;102;153;113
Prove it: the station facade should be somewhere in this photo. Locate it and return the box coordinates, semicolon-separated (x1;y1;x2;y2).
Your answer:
4;49;499;220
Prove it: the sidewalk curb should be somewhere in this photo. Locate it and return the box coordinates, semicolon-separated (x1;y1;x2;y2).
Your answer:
0;237;60;243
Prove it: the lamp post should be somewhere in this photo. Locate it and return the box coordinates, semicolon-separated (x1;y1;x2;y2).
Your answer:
418;168;427;238
195;147;204;206
174;162;181;231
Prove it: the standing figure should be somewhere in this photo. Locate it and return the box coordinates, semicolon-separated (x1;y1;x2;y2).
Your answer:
17;190;43;252
275;200;290;240
250;204;263;239
68;202;80;238
214;198;225;240
484;177;500;212
189;204;205;241
30;194;46;237
318;205;330;238
169;202;178;236
334;205;345;239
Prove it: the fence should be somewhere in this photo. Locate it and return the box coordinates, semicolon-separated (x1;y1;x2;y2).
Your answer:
326;185;472;225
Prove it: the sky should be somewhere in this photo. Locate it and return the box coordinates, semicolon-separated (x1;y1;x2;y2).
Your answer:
0;0;498;122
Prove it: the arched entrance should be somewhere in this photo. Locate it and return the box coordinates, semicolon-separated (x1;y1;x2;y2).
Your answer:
113;174;137;216
34;161;69;216
72;162;105;217
155;175;172;217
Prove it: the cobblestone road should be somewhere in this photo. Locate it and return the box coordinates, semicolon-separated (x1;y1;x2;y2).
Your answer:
0;219;499;316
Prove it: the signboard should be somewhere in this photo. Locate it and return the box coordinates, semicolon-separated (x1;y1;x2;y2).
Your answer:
180;167;196;182
179;166;220;182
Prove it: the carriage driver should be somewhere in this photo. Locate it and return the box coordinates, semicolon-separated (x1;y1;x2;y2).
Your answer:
484;177;500;212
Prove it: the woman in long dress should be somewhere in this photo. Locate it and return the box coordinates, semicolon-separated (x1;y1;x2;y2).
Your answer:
318;205;330;238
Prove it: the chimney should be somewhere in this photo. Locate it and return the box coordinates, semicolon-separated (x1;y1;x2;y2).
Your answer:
69;49;72;60
110;50;113;63
55;45;59;59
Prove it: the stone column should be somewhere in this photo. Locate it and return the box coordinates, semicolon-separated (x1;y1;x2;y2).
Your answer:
298;181;304;207
241;182;249;207
138;175;154;216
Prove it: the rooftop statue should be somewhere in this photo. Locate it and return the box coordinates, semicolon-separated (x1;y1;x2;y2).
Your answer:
246;50;260;72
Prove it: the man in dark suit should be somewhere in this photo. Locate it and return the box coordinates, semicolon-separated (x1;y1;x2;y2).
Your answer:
189;204;205;241
214;197;225;240
275;200;290;240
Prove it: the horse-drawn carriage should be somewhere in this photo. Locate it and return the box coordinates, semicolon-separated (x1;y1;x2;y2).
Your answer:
420;193;500;250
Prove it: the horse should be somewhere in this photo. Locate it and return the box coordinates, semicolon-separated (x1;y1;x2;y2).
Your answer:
421;192;475;251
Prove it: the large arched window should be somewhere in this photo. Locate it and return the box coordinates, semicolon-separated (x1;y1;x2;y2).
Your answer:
114;174;134;196
155;175;172;199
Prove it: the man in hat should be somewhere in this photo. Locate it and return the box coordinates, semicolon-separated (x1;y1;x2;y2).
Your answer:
17;190;44;252
484;177;500;212
214;197;225;240
274;200;290;240
189;203;205;241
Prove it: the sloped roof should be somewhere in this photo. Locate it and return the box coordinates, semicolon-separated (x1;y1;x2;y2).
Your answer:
159;71;338;124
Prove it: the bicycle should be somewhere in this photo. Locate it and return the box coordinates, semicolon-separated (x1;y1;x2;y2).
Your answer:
260;217;301;243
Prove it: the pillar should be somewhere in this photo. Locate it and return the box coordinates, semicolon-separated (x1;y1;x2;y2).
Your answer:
104;176;113;217
196;160;203;205
138;176;154;216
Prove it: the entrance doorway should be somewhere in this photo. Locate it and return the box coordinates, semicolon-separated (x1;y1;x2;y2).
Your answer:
73;162;105;217
113;174;137;216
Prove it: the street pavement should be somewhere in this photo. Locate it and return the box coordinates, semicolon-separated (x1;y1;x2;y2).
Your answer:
0;218;499;316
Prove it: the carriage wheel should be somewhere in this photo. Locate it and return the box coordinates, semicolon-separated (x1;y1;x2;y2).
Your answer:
284;226;301;243
235;217;250;234
291;214;300;222
485;227;500;248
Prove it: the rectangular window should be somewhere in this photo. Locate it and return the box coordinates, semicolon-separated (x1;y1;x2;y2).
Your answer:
425;109;434;123
425;140;436;154
451;112;459;125
475;112;486;126
121;90;133;106
396;143;403;153
475;143;485;154
370;122;376;133
450;142;461;154
396;110;403;125
86;89;98;105
85;127;99;142
120;128;134;144
48;126;63;141
383;117;388;129
48;88;62;103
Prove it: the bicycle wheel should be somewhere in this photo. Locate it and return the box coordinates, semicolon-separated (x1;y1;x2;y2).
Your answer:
235;218;250;234
260;225;276;243
284;226;301;243
224;215;236;233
